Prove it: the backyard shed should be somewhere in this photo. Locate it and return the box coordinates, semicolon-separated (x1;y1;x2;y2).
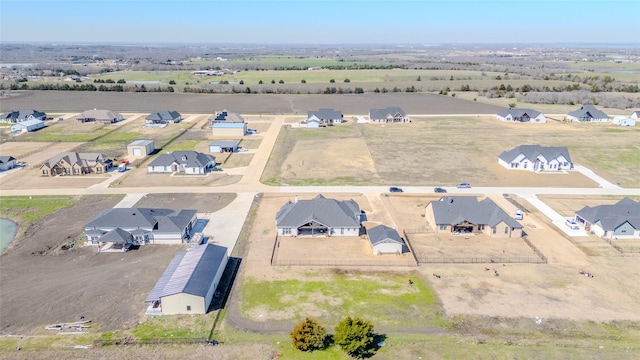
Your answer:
10;119;45;133
367;225;405;255
127;140;155;157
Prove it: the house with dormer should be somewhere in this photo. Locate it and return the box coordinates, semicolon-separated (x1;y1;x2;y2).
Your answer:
497;108;546;123
301;108;344;128
498;145;573;172
40;152;113;176
369;107;410;123
566;105;609;122
146;110;182;124
0;109;47;123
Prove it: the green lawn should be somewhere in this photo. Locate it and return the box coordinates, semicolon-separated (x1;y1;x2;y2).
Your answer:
0;195;77;224
241;273;442;329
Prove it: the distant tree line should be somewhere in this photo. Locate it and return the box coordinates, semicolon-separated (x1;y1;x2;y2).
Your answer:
2;82;174;93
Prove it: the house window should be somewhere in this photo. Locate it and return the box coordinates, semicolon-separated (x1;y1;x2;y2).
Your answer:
492;227;497;234
478;225;484;231
504;227;509;234
523;163;527;169
341;228;344;235
74;168;80;174
65;168;70;174
96;167;102;173
439;224;447;230
186;305;191;311
282;228;291;235
42;170;48;175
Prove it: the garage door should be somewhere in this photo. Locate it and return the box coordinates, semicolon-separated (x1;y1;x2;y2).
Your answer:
133;148;141;156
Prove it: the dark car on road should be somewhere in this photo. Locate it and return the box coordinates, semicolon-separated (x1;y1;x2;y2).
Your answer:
456;183;471;188
434;187;447;193
389;187;403;193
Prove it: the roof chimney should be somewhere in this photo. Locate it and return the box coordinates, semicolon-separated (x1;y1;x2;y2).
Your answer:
294;195;298;203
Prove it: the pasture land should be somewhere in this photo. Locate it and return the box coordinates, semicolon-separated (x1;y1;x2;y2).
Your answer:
263;117;640;187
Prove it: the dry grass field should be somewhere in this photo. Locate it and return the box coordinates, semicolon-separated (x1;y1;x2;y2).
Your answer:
237;192;640;325
264;116;638;187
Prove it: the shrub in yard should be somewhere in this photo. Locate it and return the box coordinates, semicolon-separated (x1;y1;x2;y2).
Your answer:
290;317;327;352
334;316;376;358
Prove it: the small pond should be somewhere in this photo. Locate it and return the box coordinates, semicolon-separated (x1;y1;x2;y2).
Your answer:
0;218;18;252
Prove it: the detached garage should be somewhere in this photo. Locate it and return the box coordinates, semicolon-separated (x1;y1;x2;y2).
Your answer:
127;140;155;157
145;244;228;315
367;225;405;255
209;140;238;153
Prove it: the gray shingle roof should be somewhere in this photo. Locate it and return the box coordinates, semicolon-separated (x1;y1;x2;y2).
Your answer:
0;109;46;121
85;208;197;233
0;155;16;164
430;196;522;228
567;105;609;120
43;152;111;168
369;107;406;120
77;109;123;120
497;108;542;119
576;198;640;231
367;225;404;246
99;228;133;243
145;244;228;302
307;108;343;120
276;194;361;228
209;140;237;147
499;145;572;163
146;110;181;121
148;151;216;168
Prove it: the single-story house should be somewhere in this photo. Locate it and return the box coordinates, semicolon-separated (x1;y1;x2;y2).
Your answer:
146;110;182;124
147;151;217;175
76;109;124;124
40;152;113;176
10;119;45;133
369;107;410;123
209;111;247;137
425;196;523;238
566;105;609;122
0;109;47;123
0;155;17;171
367;225;405;255
612;116;636;127
85;207;197;246
630;111;640;120
128;140;155;157
145;244;228;315
574;198;640;239
498;145;572;172
301;108;344;127
496;108;546;123
276;194;362;237
209;140;238;153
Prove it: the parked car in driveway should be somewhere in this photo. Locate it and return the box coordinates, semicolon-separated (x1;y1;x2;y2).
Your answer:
456;183;471;188
389;187;403;193
434;187;447;193
565;218;580;230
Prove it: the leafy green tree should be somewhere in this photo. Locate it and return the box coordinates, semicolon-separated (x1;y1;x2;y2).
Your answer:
239;80;244;85
334;316;376;359
416;75;421;81
354;87;364;94
290;317;327;352
279;79;284;84
301;79;306;83
508;102;517;108
329;79;335;83
168;80;176;85
258;80;263;84
271;79;275;84
344;78;350;83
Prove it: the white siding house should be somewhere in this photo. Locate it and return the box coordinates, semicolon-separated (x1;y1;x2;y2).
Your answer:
498;145;573;172
276;195;362;237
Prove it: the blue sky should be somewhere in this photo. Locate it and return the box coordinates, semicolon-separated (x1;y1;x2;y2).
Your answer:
1;0;638;44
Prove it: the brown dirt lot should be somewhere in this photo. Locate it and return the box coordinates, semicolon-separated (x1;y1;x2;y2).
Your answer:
239;192;640;324
0;193;236;335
